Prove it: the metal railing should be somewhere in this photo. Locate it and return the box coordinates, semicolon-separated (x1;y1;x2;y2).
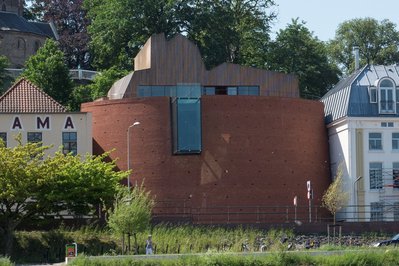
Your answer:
5;68;98;81
152;202;399;224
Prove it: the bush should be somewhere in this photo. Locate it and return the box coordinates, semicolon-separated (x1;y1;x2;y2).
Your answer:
0;257;13;266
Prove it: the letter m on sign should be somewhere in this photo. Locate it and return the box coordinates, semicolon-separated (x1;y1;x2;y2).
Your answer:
37;116;50;130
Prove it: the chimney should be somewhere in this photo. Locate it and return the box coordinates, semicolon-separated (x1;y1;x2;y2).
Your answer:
353;46;360;71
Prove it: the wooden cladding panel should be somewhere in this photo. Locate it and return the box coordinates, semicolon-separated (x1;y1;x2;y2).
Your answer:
125;34;299;98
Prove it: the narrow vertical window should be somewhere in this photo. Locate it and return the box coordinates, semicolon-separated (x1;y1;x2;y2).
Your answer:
369;133;382;150
379;79;395;113
393;133;399;150
369;162;383;189
172;98;201;154
62;132;77;155
393;162;399;188
369;87;377;103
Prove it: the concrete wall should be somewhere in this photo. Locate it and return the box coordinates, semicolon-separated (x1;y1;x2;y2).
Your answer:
82;96;331;223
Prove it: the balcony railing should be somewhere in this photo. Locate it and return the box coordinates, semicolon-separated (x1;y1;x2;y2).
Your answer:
5;68;98;81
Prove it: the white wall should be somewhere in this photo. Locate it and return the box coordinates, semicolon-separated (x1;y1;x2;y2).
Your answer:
0;113;92;155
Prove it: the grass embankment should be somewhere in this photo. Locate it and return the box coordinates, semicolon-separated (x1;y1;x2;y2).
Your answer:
1;224;391;264
70;249;399;266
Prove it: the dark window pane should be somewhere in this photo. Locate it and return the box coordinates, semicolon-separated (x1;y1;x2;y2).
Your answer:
172;98;201;154
62;132;77;155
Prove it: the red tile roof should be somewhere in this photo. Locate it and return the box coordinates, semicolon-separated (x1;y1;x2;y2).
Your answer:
0;78;67;113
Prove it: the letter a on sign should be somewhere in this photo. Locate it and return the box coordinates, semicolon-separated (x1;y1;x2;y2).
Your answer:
64;116;74;130
11;116;23;130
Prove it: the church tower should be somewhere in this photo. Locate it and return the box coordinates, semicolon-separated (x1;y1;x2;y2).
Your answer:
1;0;24;16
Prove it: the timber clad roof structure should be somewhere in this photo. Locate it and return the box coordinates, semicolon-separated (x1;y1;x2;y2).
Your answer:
0;79;67;113
108;33;299;99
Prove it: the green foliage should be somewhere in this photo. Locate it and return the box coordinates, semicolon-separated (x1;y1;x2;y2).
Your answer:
69;249;399;266
22;39;73;105
0;257;13;266
188;0;276;69
84;0;276;70
322;163;349;223
68;84;93;111
0;227;117;263
267;19;340;99
107;185;154;237
0;56;13;95
328;18;399;74
89;67;129;100
84;0;186;70
0;134;127;255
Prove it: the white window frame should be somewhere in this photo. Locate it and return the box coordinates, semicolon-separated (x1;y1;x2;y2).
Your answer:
369;86;377;103
369;162;383;190
393;133;399;150
369;132;382;150
378;78;396;114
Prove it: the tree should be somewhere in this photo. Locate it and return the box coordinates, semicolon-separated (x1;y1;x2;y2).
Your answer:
0;135;128;256
187;0;276;69
108;184;154;254
322;164;349;224
88;67;129;100
29;0;91;69
328;18;399;74
267;19;340;99
22;39;73;106
0;56;13;94
84;0;189;70
84;0;276;70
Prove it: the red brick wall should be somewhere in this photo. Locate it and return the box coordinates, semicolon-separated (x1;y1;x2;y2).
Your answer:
82;96;331;223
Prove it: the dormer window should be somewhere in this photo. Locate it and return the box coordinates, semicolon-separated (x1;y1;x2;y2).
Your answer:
369;86;377;103
378;78;396;114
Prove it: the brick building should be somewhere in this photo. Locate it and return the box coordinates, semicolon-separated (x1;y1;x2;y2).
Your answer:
82;33;331;224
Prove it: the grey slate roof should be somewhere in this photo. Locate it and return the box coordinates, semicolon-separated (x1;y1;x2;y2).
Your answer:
0;12;55;38
321;65;399;124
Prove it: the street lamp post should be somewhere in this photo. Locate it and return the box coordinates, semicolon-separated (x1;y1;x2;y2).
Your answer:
127;121;140;190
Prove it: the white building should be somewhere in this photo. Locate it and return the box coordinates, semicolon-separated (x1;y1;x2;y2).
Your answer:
0;78;92;155
322;65;399;222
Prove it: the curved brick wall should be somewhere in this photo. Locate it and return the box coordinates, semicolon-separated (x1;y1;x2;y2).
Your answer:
82;96;330;223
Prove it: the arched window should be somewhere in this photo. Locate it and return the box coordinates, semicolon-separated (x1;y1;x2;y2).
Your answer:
379;78;396;114
17;38;25;50
34;40;41;52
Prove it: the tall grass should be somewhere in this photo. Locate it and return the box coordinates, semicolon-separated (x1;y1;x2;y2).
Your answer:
136;224;292;254
70;250;399;266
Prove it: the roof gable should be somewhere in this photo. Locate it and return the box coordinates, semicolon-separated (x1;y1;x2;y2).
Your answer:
321;65;399;124
0;78;67;113
0;12;55;38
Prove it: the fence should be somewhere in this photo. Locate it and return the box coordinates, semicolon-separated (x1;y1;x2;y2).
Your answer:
152;202;399;224
5;68;98;81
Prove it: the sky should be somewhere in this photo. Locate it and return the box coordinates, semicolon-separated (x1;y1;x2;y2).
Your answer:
271;0;399;42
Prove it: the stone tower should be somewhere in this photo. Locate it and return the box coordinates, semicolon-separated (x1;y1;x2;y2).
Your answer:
1;0;24;16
